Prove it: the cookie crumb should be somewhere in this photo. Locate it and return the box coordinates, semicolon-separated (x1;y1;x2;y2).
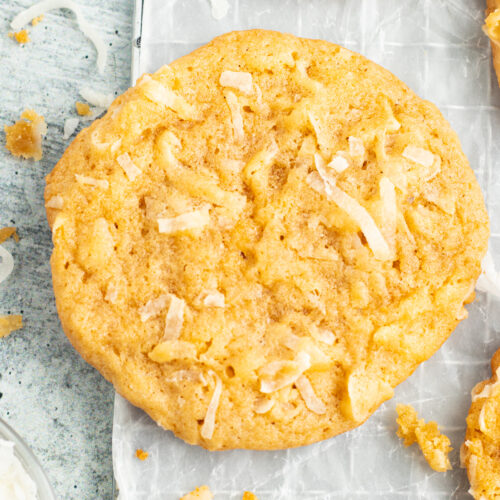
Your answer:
0;227;19;244
8;29;30;44
135;449;148;461
0;315;23;339
396;404;452;472
75;101;92;116
242;493;258;500
180;485;213;500
31;14;44;26
5;109;47;160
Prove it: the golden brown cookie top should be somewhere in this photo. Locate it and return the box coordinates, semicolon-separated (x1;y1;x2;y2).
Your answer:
462;349;500;500
45;30;488;450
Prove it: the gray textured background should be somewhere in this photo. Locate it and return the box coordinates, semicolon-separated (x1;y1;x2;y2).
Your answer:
0;1;133;498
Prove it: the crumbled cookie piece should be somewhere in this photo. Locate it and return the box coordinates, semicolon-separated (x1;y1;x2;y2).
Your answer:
31;15;44;26
75;101;92;116
396;404;452;472
0;315;23;339
5;109;47;160
242;493;258;500
0;227;19;244
8;29;30;44
135;449;148;461
462;348;500;499
180;485;213;500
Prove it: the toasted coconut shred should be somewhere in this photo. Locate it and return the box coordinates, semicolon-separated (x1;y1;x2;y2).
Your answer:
224;90;245;142
139;294;170;322
0;315;23;339
219;71;253;95
203;290;225;308
162;295;185;341
157;208;210;234
402;145;434;167
0;246;15;285
201;372;223;440
328;153;349;173
476;250;500;298
141;79;197;120
79;87;114;108
311;327;336;345
75;174;109;189
310;155;392;261
11;0;107;73
117;153;142;181
259;351;311;394
253;397;275;414
45;195;64;209
63;117;79;139
296;375;326;415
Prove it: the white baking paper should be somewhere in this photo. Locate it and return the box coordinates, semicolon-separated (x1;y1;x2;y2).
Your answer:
113;0;500;498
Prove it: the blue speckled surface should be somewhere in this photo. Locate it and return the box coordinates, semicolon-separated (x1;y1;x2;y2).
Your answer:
0;1;133;498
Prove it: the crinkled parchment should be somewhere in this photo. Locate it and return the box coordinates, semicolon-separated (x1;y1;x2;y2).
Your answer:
113;0;500;498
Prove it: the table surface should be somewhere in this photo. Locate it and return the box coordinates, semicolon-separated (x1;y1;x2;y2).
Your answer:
0;1;133;498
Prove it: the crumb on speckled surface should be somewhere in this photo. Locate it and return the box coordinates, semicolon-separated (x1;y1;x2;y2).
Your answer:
0;1;134;498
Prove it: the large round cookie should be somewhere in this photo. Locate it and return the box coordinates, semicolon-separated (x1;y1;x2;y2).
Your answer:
45;30;489;450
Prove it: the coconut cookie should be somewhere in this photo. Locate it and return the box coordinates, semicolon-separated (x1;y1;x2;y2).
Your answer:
485;0;500;86
462;349;500;499
45;30;489;450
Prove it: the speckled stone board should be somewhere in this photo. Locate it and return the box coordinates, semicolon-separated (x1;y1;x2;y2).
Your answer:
0;1;133;498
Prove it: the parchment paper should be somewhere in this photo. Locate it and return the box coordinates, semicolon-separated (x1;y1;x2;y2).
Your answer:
113;1;500;498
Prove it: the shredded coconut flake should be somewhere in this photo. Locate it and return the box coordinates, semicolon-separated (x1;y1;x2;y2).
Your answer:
105;282;118;304
117;153;142;181
309;162;391;261
141;79;197;120
219;71;253;95
379;176;397;255
11;1;107;73
163;295;185;341
157;207;210;234
224;90;244;142
0;246;14;285
253;397;275;414
75;174;109;189
348;136;365;159
79;87;114;108
259;351;311;394
328;154;349;173
201;372;223;440
296;375;326;415
402;145;435;168
63;117;79;139
139;294;169;322
209;0;229;19
478;406;487;433
312;327;336;345
476;250;500;298
203;291;225;308
472;382;494;402
45;195;64;209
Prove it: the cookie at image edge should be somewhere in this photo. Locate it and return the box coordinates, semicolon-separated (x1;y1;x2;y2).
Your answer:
45;30;489;450
462;349;500;500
